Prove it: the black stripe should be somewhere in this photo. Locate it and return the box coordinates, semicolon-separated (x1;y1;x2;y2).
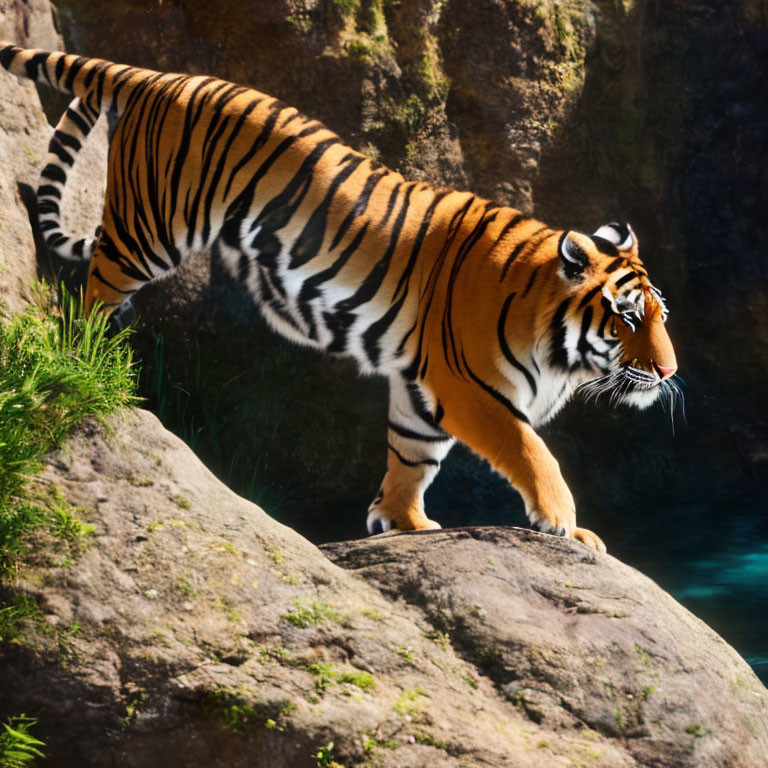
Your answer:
168;78;219;223
46;233;67;248
605;257;625;273
497;292;537;397
54;55;66;85
505;226;552;286
443;205;499;373
49;142;74;166
499;239;528;283
578;284;602;309
401;195;474;381
549;297;572;371
91;267;137;295
615;272;638;289
186;83;245;245
0;45;18;70
334;184;415;314
201;96;264;242
405;381;446;431
496;213;527;281
41;165;66;184
329;167;387;250
37;184;61;200
82;61;102;90
396;320;417;360
576;305;594;361
388;443;439;468
521;265;540;297
99;231;151;283
63;56;88;91
461;351;530;424
387;421;451;443
290;152;366;269
597;307;612;338
37;200;60;214
362;190;448;367
66;106;91;135
222;102;285;198
300;222;370;352
25;52;49;82
590;235;620;256
378;182;402;230
57;133;82;152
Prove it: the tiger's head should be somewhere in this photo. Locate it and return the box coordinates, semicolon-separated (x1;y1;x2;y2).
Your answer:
554;222;680;413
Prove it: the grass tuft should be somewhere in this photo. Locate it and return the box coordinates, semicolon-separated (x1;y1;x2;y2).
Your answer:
0;287;136;581
0;714;45;767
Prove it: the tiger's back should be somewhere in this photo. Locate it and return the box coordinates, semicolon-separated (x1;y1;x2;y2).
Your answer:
103;67;489;376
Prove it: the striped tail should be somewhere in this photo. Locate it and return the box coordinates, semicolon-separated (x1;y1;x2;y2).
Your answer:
0;42;130;261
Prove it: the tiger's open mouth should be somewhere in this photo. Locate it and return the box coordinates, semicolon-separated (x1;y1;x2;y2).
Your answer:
577;364;685;421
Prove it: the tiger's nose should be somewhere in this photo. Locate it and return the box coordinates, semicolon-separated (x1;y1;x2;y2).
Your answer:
653;362;677;380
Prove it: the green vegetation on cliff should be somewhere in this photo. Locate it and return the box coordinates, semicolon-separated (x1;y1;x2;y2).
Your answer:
0;288;136;581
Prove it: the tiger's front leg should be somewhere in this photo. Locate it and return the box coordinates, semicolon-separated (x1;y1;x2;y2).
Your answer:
367;376;455;534
434;374;607;553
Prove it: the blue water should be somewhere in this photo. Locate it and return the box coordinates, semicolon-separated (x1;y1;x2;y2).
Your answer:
595;502;768;685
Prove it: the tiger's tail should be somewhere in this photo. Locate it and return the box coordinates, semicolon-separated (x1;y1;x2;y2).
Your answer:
0;42;137;260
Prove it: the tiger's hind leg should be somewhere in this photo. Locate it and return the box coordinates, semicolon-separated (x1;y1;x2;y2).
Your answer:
367;376;455;534
83;231;151;315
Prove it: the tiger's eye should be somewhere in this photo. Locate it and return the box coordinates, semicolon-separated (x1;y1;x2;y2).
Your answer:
610;321;618;338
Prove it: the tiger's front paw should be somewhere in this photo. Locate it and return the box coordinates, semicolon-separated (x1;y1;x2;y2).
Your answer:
525;473;578;538
366;508;441;535
574;526;607;553
528;508;576;538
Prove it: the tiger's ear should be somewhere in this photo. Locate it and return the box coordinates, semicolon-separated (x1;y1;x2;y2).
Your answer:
558;231;590;279
593;222;638;258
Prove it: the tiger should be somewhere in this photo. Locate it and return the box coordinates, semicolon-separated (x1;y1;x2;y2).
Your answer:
0;42;681;553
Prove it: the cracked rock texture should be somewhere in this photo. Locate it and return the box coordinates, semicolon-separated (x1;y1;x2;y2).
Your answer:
0;409;766;767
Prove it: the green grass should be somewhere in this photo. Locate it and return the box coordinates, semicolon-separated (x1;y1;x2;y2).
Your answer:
282;599;342;628
306;662;374;695
315;741;344;768
394;687;428;717
0;591;81;656
201;688;259;733
0;287;136;581
0;594;43;644
0;715;45;767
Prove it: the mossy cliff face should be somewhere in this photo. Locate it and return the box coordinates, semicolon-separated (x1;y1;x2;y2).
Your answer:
21;1;768;545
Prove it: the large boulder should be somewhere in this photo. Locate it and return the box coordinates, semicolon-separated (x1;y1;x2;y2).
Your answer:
0;409;766;767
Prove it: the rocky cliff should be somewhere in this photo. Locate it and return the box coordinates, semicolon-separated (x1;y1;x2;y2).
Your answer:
1;409;766;767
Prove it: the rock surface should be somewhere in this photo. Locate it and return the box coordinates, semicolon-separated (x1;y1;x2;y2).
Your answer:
0;0;59;314
0;409;766;767
0;0;108;314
